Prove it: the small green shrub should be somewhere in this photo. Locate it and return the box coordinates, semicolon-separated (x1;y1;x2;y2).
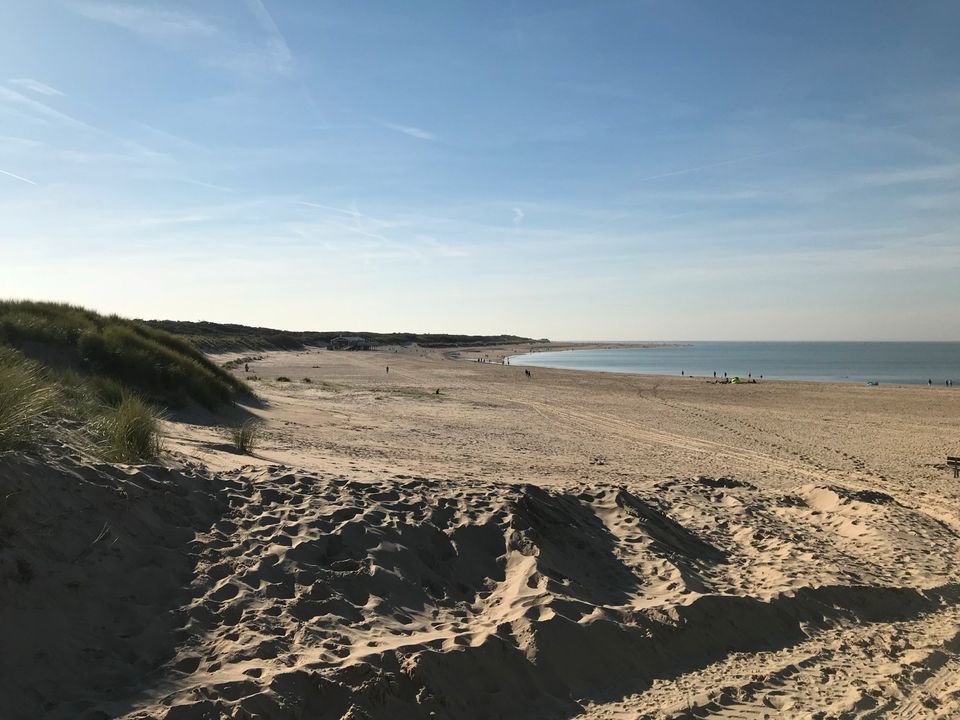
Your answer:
0;351;55;450
97;394;163;463
276;376;291;383
229;419;261;454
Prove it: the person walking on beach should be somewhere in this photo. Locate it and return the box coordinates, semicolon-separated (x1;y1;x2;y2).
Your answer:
713;371;716;378
929;379;932;386
386;366;389;374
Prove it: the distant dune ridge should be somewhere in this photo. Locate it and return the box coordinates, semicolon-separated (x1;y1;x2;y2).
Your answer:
2;311;960;718
143;319;544;353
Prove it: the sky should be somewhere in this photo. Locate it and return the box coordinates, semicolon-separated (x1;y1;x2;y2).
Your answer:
1;1;959;340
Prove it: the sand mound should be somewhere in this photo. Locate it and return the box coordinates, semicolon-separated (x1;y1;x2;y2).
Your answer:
5;451;960;719
0;450;224;719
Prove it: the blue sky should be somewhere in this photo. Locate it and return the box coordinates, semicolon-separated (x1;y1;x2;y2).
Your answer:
1;1;958;340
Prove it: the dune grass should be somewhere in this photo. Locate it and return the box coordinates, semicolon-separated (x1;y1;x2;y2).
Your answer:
0;346;164;462
229;419;261;454
96;394;163;463
0;301;249;463
0;300;249;409
0;350;56;451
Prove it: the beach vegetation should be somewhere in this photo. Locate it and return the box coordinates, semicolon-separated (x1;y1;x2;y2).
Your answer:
230;419;261;454
0;300;255;463
95;393;163;463
0;300;249;409
0;349;56;451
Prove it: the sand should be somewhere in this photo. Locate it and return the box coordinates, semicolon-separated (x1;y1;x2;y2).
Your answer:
3;344;960;719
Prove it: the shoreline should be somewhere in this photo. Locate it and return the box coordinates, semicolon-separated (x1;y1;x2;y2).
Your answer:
497;343;957;388
444;340;684;365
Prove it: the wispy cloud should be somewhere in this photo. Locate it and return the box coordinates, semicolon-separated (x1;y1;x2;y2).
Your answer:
0;84;165;154
296;200;362;217
382;122;437;141
9;78;64;97
172;177;235;193
633;143;811;184
67;1;218;39
512;207;525;225
0;168;37;185
0;86;94;132
69;0;300;82
243;0;293;74
853;163;960;187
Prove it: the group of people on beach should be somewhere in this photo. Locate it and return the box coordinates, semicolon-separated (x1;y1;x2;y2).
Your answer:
679;370;761;384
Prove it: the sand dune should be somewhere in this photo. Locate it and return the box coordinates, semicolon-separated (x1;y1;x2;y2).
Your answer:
3;346;960;718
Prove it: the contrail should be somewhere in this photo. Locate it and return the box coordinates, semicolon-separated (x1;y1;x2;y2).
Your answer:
634;143;812;183
245;0;293;72
0;168;37;185
296;200;360;217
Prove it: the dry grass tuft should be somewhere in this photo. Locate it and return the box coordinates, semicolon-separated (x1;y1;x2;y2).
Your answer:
230;419;262;454
96;394;163;462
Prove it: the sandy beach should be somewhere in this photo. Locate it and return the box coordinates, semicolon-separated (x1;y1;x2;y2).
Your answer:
5;343;960;719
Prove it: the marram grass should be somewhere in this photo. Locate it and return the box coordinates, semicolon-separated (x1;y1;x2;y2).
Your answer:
96;393;163;463
0;351;55;451
230;419;261;454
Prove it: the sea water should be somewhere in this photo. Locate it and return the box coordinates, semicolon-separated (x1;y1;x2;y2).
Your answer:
508;342;960;385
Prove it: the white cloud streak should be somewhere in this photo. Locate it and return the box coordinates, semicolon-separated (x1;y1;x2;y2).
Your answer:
68;1;218;38
382;122;437;141
0;168;37;185
0;86;95;132
633;143;811;184
244;0;293;74
9;78;64;96
853;163;960;187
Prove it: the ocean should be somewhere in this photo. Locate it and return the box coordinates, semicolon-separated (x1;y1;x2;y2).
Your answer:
508;342;960;385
